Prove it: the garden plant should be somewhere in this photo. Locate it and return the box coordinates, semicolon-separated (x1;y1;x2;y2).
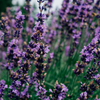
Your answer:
0;0;100;100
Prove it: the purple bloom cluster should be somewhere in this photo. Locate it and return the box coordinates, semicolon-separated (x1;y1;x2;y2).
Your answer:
36;85;49;100
78;81;99;100
94;74;100;85
0;12;11;48
50;83;68;100
14;11;25;37
74;29;100;75
2;0;100;99
59;0;97;57
0;80;7;100
24;0;31;20
77;92;87;100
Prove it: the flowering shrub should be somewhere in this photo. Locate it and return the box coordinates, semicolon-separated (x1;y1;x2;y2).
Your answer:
0;0;100;100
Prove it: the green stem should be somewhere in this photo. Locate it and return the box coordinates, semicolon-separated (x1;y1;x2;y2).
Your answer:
44;81;54;88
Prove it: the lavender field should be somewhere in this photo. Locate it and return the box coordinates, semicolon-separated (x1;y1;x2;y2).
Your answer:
0;0;100;100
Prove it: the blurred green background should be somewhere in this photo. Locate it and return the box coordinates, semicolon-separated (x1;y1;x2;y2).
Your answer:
0;0;12;13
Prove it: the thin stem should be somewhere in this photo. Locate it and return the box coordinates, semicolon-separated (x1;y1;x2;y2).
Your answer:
44;81;54;87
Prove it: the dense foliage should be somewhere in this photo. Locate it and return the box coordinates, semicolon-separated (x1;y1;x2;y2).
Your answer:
0;0;100;100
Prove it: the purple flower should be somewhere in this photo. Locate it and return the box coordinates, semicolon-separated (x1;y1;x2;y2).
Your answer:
16;11;25;20
94;74;100;85
50;53;54;58
51;83;68;100
77;92;87;100
0;80;7;99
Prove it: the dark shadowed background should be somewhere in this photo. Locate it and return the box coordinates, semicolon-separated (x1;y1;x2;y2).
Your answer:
0;0;12;13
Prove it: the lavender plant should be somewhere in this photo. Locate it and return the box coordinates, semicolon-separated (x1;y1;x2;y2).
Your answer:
0;0;100;100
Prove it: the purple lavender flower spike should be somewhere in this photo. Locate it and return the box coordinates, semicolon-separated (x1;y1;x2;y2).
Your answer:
50;82;68;100
0;80;7;100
